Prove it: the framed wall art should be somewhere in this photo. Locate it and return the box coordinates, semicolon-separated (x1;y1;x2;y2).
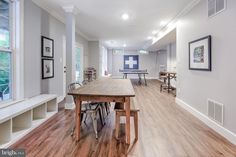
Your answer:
124;55;139;69
42;59;54;79
189;35;211;71
41;36;54;58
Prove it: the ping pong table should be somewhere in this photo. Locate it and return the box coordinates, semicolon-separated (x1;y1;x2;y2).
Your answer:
119;69;148;86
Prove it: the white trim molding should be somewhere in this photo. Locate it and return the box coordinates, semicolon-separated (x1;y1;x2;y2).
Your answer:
32;0;90;41
148;0;201;49
175;97;236;145
62;5;78;15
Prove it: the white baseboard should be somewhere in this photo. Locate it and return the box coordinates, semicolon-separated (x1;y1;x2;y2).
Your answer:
111;76;158;79
64;102;75;110
175;98;236;145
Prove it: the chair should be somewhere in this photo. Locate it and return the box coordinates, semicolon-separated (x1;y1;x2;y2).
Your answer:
114;98;139;141
68;82;104;139
159;72;167;92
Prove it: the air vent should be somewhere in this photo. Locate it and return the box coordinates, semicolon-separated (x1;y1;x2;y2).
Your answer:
207;99;224;125
208;0;226;17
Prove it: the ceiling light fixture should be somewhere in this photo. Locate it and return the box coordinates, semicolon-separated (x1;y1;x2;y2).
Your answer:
152;30;158;35
121;13;129;21
160;21;167;27
147;36;153;40
123;44;127;47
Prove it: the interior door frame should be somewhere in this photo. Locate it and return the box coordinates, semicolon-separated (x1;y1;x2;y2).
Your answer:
75;43;84;83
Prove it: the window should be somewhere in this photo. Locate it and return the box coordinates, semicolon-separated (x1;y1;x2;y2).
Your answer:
0;0;12;102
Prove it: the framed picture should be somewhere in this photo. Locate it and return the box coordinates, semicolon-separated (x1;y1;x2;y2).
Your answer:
42;59;54;79
189;35;212;71
124;55;139;69
41;36;54;58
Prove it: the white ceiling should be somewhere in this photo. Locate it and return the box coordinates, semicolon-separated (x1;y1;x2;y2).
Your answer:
33;0;194;50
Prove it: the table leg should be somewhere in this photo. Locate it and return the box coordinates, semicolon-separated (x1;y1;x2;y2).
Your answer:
76;97;82;141
138;74;141;85
125;97;131;144
167;74;170;93
144;74;147;86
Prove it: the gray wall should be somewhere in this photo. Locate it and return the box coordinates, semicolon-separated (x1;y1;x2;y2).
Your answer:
176;0;236;134
167;42;177;72
24;0;89;99
88;41;100;74
24;0;41;98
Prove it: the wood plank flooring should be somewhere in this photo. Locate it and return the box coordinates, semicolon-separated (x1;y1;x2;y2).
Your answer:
11;80;236;157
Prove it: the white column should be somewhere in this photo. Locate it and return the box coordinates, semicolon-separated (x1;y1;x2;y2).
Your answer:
63;6;78;109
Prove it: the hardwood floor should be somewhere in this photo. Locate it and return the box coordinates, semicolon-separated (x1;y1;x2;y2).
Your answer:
11;80;236;157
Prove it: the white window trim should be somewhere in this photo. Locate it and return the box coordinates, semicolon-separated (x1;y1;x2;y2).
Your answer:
0;0;24;109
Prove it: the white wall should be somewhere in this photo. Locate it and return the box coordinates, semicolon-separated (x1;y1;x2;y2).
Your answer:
177;0;236;134
24;0;89;99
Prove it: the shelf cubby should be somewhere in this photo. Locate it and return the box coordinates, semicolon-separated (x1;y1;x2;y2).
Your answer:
0;120;11;145
47;98;57;112
12;110;32;133
33;103;46;120
0;94;58;148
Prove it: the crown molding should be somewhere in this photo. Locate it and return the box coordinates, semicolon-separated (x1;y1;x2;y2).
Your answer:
147;0;201;49
32;0;91;41
62;5;78;15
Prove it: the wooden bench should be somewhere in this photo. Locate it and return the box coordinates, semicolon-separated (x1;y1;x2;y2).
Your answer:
0;94;58;148
114;97;139;140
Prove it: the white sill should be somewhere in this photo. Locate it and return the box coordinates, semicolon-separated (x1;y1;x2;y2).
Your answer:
0;99;25;109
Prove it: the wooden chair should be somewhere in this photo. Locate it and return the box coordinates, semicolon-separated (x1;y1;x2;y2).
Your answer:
114;98;139;141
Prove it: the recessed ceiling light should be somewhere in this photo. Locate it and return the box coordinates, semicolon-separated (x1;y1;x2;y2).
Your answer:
152;30;158;35
160;21;167;26
121;13;129;20
147;36;152;40
123;44;127;47
139;50;149;54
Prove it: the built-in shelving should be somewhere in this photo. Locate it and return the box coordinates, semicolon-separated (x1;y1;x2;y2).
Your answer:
0;94;58;148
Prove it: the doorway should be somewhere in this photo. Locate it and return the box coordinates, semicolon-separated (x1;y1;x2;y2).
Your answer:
75;44;84;83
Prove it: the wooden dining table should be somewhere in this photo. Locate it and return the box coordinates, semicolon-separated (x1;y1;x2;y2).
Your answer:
68;78;135;144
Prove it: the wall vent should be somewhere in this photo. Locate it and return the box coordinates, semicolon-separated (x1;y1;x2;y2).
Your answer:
208;0;226;18
207;99;224;125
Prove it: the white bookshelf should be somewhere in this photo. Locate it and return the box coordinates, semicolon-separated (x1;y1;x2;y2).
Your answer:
0;94;58;148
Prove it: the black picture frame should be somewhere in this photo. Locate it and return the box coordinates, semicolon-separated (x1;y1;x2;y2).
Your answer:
189;35;212;71
41;36;54;58
42;59;54;79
